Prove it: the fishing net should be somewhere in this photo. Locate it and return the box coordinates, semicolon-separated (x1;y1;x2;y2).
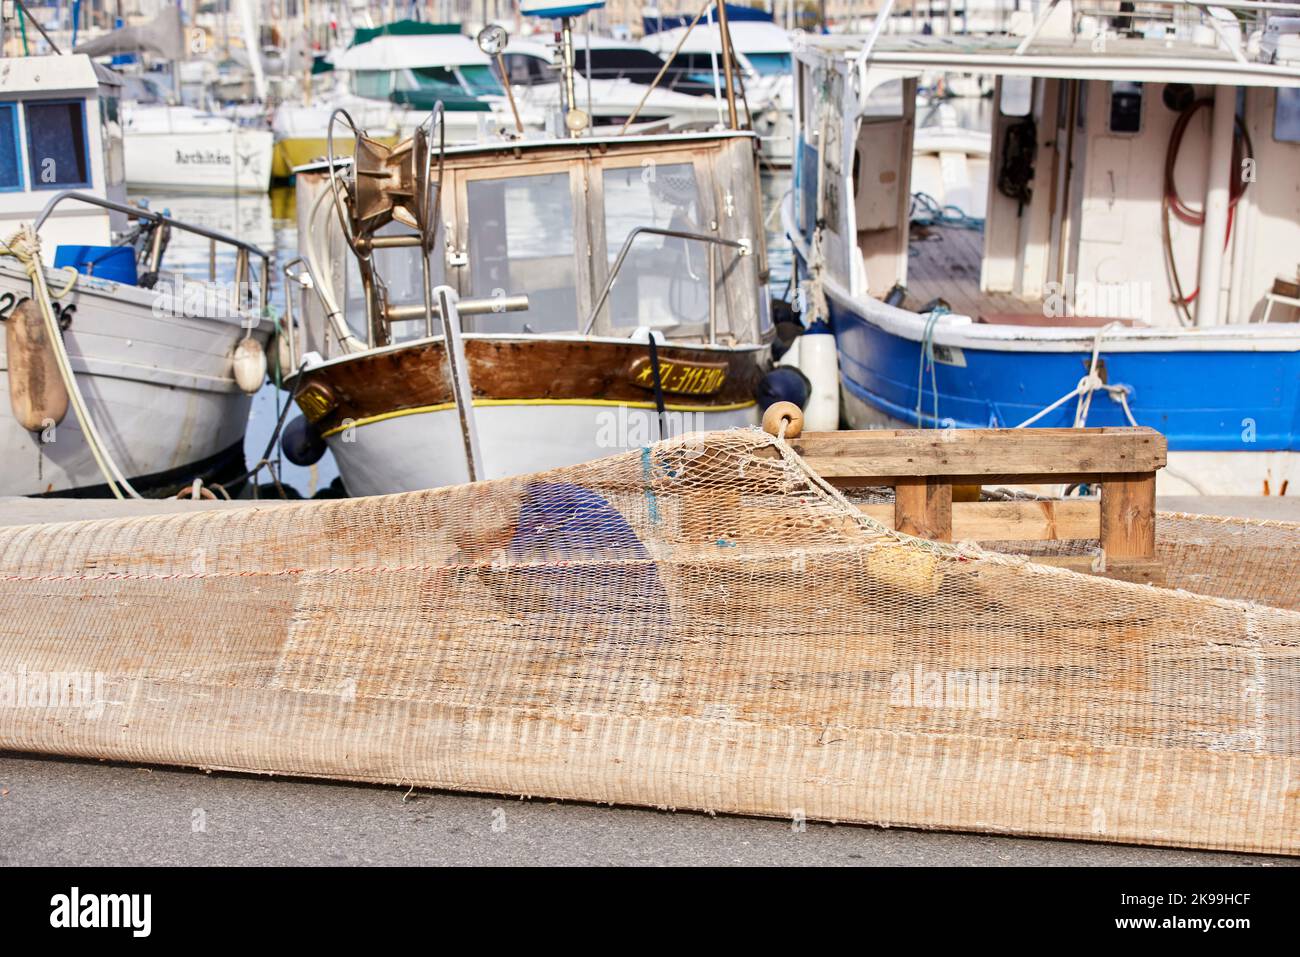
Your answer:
0;430;1296;854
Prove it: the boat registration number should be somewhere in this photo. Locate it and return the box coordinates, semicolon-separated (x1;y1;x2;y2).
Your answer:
627;356;729;396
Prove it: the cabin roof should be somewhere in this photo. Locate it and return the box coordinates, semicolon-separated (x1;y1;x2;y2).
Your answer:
333;34;492;72
291;128;758;175
796;32;1300;87
642;21;793;57
0;54;121;95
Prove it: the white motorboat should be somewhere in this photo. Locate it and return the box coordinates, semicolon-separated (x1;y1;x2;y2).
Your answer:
497;35;727;133
272;22;542;178
642;16;796;165
0;55;275;497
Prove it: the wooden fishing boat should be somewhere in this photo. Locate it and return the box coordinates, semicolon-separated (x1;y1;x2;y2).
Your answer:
279;10;779;497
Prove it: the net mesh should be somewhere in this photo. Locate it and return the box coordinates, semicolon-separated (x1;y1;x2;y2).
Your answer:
0;430;1296;854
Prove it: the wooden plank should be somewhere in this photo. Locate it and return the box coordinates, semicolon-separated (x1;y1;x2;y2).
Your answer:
1100;473;1157;560
792;427;1167;479
859;499;1099;541
1030;554;1166;586
894;477;953;541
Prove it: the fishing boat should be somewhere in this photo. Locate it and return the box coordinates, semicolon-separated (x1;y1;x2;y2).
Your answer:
642;7;795;165
0;54;275;497
271;21;541;180
278;5;778;497
785;3;1300;495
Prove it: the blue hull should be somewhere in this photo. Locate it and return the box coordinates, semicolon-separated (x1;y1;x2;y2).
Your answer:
826;297;1300;453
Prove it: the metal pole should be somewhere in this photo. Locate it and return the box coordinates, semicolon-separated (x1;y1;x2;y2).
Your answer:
715;0;740;130
435;285;484;482
1195;84;1237;327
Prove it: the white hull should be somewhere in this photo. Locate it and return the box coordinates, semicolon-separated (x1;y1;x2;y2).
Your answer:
124;128;274;194
0;264;264;495
329;401;759;497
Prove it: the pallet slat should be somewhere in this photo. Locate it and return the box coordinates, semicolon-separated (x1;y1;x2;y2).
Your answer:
859;499;1100;541
791;427;1167;478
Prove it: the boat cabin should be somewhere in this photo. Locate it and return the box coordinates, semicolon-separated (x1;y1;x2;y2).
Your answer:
793;11;1300;329
292;129;770;357
333;31;505;114
0;55;126;260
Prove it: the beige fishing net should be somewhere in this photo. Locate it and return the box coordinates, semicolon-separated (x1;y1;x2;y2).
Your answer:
0;430;1296;854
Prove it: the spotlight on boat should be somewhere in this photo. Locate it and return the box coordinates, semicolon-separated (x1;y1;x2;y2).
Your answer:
476;24;509;57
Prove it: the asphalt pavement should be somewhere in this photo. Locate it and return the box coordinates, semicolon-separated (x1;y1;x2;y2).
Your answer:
1;754;1293;867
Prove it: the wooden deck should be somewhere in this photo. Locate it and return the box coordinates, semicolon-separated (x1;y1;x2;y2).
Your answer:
902;225;1149;327
905;224;1042;320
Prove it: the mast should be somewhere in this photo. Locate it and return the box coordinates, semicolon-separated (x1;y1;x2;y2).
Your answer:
714;0;739;130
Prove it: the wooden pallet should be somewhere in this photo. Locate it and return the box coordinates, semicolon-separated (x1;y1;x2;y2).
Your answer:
763;408;1167;584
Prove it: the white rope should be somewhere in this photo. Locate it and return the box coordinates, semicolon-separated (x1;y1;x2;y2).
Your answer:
2;227;142;499
1014;322;1138;429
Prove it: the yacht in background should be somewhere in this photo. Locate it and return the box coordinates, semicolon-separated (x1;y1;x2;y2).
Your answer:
272;21;541;179
121;82;274;193
496;34;727;133
642;12;795;165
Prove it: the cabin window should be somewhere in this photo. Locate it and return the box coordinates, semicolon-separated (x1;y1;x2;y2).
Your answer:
458;65;504;97
503;54;546;87
352;70;394;99
1275;87;1300;143
575;48;672;84
399;67;460;95
465;171;578;333
1000;76;1032;117
602;162;709;332
745;52;792;77
25;99;90;189
0;103;21;191
1109;82;1143;134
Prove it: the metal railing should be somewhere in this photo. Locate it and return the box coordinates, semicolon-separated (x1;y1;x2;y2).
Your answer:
33;190;272;315
582;226;750;339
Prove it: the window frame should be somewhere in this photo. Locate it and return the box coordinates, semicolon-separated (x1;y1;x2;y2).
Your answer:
451;156;592;333
590;149;721;339
0;100;25;193
23;96;93;191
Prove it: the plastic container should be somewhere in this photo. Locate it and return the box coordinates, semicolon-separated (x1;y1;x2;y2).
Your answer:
53;245;138;286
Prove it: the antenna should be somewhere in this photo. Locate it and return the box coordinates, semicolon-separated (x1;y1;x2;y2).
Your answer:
519;0;607;137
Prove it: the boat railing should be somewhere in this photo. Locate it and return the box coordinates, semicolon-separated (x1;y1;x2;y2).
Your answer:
32;190;272;315
1012;0;1296;58
582;225;750;342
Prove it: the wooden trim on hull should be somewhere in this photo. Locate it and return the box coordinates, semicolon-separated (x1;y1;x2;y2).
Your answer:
292;337;767;438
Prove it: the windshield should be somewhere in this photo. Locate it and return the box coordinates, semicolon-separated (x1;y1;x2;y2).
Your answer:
458;64;504;96
744;52;791;77
402;66;462;94
575;49;670;84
